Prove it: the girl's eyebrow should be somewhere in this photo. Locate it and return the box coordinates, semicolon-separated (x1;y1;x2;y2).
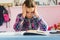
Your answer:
26;11;34;13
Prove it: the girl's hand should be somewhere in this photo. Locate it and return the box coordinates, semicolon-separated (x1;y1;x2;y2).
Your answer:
22;4;26;18
34;5;39;18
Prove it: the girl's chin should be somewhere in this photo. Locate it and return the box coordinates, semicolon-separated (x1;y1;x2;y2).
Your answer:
27;16;33;19
27;17;32;19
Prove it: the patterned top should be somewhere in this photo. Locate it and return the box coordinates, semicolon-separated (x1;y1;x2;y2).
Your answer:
13;14;48;31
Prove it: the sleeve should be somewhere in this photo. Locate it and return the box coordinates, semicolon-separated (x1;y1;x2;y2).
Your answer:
37;17;48;31
13;14;24;31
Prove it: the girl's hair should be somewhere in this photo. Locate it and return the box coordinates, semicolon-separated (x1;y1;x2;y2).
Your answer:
23;0;35;8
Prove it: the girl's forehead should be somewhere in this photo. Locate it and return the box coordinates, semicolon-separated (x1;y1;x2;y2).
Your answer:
26;7;35;12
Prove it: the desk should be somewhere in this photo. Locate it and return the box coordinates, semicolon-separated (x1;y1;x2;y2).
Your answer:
0;30;60;40
0;35;60;40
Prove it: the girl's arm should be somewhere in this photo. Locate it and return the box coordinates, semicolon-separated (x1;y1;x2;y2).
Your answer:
37;17;48;31
13;14;24;31
14;4;27;31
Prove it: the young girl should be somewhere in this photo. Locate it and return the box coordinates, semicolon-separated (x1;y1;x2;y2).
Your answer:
14;0;48;31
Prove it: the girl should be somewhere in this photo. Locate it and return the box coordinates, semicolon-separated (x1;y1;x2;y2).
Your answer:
14;0;48;31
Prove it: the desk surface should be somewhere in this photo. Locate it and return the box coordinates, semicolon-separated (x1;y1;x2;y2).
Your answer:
0;30;60;40
0;35;60;40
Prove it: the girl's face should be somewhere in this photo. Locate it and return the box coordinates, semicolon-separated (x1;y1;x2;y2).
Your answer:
26;7;35;19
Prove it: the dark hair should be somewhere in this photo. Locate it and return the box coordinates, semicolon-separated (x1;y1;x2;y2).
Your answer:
23;0;35;8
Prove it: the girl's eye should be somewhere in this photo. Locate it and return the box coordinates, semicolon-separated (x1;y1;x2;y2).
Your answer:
26;11;34;13
31;11;34;13
26;12;29;13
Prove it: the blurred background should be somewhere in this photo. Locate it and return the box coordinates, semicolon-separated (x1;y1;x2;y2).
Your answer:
0;0;60;7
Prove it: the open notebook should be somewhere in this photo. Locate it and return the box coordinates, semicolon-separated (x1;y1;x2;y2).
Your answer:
23;30;48;36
